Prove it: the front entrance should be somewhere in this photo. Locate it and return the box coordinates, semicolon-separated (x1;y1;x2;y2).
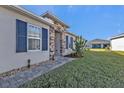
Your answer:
55;32;61;56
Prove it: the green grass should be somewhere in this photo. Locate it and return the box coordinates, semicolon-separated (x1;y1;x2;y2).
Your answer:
89;48;107;51
20;51;124;88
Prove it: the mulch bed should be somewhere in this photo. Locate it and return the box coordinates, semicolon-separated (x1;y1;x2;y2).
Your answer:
64;53;83;58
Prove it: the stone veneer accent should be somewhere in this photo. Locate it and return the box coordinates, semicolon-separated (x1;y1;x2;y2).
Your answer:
49;26;56;60
60;31;66;56
49;26;66;59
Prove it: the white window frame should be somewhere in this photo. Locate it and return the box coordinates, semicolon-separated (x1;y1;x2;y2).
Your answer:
27;23;42;52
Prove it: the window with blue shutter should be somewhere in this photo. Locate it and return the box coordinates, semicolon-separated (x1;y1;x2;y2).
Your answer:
66;36;69;49
42;28;48;51
16;19;27;52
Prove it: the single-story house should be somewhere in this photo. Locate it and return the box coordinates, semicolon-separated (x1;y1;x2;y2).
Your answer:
110;33;124;51
0;6;77;74
86;39;110;48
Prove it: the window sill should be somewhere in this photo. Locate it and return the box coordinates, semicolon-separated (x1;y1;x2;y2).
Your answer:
27;50;41;52
27;50;49;53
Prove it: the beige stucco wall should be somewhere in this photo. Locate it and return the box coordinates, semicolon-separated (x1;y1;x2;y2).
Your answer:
0;6;50;73
63;33;76;56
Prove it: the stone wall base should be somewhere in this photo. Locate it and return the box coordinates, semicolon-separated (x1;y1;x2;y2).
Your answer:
0;60;50;79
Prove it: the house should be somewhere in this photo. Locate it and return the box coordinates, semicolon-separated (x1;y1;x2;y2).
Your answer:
0;6;77;74
86;39;110;49
110;33;124;51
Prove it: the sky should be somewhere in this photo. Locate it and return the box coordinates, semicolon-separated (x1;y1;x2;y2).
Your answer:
22;5;124;40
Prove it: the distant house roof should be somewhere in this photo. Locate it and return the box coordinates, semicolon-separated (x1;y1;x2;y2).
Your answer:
111;33;124;40
88;39;110;44
41;11;69;28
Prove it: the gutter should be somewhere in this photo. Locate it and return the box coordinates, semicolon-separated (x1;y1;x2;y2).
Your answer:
110;36;124;40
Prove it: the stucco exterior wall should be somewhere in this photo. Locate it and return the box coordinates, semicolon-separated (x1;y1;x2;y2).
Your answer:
63;33;76;56
111;37;124;51
0;7;50;73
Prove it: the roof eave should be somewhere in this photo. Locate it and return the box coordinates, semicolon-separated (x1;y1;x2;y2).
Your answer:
66;31;78;37
110;36;124;40
41;12;69;28
4;5;53;26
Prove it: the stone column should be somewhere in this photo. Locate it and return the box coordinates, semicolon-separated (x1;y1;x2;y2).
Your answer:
49;26;55;60
60;31;66;56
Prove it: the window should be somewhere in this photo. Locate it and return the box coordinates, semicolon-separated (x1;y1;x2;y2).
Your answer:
70;37;73;49
66;36;69;49
16;19;27;53
92;44;101;48
16;21;48;52
42;28;48;51
28;24;41;51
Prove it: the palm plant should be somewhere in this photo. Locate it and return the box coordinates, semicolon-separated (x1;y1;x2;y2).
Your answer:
74;36;87;57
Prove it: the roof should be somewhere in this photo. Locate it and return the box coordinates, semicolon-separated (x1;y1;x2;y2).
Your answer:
2;6;53;26
111;33;124;40
2;6;77;37
41;11;69;28
89;39;110;44
66;31;78;37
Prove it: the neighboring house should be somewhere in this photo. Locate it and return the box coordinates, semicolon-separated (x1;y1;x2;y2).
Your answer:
0;6;77;74
86;39;110;48
110;33;124;51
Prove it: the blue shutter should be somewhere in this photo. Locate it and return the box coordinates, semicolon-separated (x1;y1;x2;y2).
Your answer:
42;28;48;51
70;37;73;49
16;19;27;52
66;36;69;49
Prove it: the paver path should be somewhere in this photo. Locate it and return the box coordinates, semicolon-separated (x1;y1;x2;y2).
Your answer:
0;57;75;88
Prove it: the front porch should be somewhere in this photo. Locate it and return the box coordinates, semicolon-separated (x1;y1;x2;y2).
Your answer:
49;26;66;60
55;31;61;56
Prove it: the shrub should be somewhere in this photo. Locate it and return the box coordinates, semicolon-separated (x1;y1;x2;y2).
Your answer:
74;36;87;57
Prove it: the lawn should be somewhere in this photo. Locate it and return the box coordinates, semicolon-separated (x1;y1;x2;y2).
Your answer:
20;51;124;88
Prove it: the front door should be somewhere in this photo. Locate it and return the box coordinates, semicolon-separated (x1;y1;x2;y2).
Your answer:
55;32;61;56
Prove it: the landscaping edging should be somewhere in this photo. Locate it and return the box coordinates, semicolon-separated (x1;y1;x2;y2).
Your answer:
0;60;49;79
0;57;75;88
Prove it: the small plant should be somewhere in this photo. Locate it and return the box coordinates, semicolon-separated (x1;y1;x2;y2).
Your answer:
106;45;110;50
74;36;87;57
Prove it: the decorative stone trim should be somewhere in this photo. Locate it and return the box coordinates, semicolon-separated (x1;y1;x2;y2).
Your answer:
49;26;66;58
0;60;50;79
60;31;66;56
49;26;55;60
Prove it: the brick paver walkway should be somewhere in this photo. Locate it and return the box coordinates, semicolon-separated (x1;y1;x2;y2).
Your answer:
0;57;75;88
